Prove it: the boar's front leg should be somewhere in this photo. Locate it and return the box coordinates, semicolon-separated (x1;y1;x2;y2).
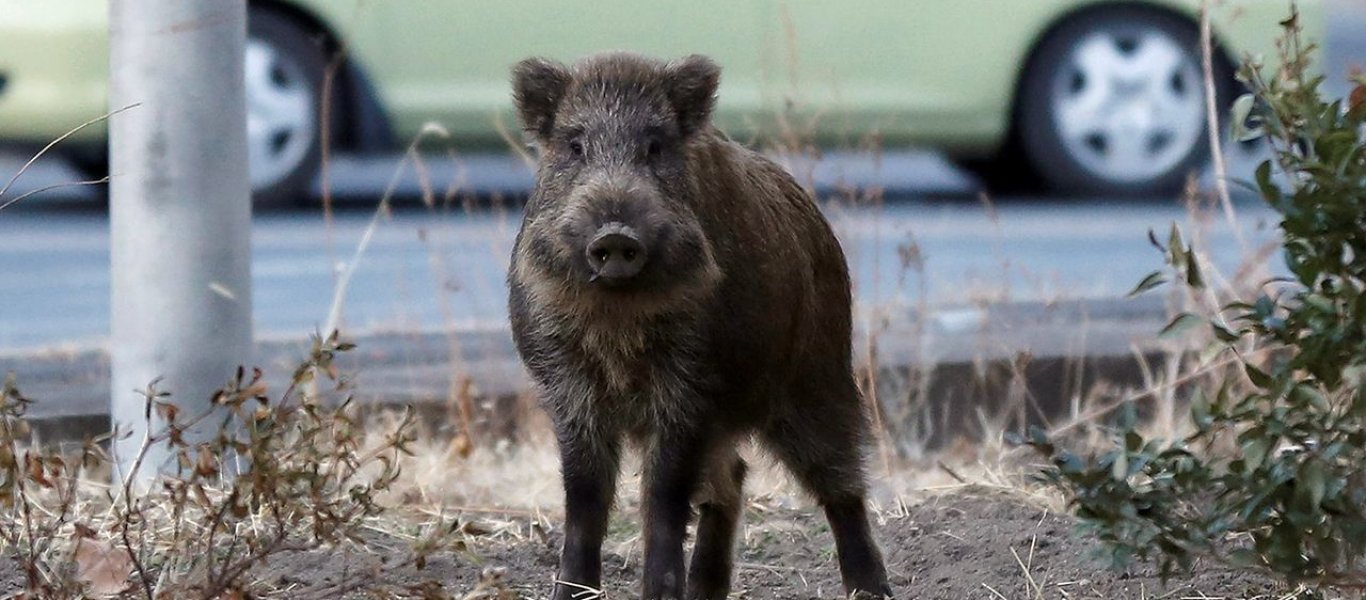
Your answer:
686;445;746;600
640;429;708;600
552;424;622;600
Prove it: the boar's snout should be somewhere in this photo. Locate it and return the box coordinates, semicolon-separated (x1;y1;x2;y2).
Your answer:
585;222;647;284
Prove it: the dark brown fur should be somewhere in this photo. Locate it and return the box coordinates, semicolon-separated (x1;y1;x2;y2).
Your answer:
508;52;892;600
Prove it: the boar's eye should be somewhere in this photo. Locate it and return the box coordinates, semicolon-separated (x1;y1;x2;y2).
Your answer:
646;138;662;159
568;139;585;158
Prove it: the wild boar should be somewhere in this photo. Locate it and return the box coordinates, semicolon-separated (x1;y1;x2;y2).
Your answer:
508;51;892;600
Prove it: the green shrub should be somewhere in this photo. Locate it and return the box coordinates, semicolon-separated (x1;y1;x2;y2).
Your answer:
1021;9;1366;592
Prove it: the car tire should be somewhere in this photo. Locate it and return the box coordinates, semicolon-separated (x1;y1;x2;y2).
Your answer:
1017;7;1231;197
246;8;332;206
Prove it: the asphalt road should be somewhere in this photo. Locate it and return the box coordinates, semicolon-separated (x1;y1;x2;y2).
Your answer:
0;179;1280;352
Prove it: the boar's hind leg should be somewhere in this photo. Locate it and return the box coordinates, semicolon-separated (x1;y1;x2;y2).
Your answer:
553;432;622;600
686;446;746;600
641;431;710;600
762;388;893;598
823;498;893;598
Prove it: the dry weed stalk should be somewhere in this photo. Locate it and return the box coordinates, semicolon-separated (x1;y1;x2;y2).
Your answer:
0;333;466;598
0;104;139;212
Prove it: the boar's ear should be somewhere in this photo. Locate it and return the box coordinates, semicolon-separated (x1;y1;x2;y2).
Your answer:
512;57;572;139
664;55;720;138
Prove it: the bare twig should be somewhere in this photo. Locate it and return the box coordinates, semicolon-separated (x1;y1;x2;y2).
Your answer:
0;176;110;212
322;123;450;337
113;387;161;600
1199;0;1247;253
1040;344;1275;439
0;103;139;208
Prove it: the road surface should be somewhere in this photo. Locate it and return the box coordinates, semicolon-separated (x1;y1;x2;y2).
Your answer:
0;185;1278;352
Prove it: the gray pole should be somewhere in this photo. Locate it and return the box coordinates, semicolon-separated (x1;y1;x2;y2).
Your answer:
109;0;251;487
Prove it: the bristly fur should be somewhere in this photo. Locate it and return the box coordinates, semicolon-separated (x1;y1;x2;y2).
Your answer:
507;52;892;600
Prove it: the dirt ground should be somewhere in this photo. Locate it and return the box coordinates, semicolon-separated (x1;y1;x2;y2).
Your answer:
221;490;1278;600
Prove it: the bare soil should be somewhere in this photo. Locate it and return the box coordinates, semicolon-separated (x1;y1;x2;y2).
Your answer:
0;490;1281;598
247;491;1277;599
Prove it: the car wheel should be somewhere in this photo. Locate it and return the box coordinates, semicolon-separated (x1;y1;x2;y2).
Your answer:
246;8;330;205
1017;8;1227;196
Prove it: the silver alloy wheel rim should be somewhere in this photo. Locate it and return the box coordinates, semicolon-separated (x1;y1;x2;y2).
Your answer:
245;37;315;191
1051;27;1206;183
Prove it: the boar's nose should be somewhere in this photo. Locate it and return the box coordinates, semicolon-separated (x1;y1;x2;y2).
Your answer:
586;223;647;283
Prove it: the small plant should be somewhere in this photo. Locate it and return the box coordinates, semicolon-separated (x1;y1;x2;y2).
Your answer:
1021;9;1366;592
0;332;463;598
0;373;109;598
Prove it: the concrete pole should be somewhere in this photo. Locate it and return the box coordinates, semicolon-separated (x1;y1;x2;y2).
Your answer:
109;0;251;487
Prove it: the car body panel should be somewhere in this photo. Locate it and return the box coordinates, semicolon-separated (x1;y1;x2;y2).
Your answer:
0;0;1325;156
0;0;109;144
304;0;769;143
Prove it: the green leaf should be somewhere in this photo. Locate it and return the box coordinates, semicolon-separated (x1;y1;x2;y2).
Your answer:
1289;384;1328;411
1027;425;1049;446
1229;93;1265;141
1253;295;1276;320
1167;224;1186;269
1127;271;1168;297
1243;436;1273;471
1211;320;1241;343
1118;399;1139;429
1254;160;1281;206
1244;364;1274;388
1158;313;1202;341
1125;430;1144;452
1190;389;1213;430
1055;452;1085;475
1303;293;1334;313
1183;248;1203;288
1300;460;1328;507
1112;451;1129;481
1351;387;1366;417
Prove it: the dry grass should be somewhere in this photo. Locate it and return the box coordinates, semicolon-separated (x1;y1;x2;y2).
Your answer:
300;2;1290;526
0;337;485;598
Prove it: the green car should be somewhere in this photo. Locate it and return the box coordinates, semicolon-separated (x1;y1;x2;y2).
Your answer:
0;0;1321;201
